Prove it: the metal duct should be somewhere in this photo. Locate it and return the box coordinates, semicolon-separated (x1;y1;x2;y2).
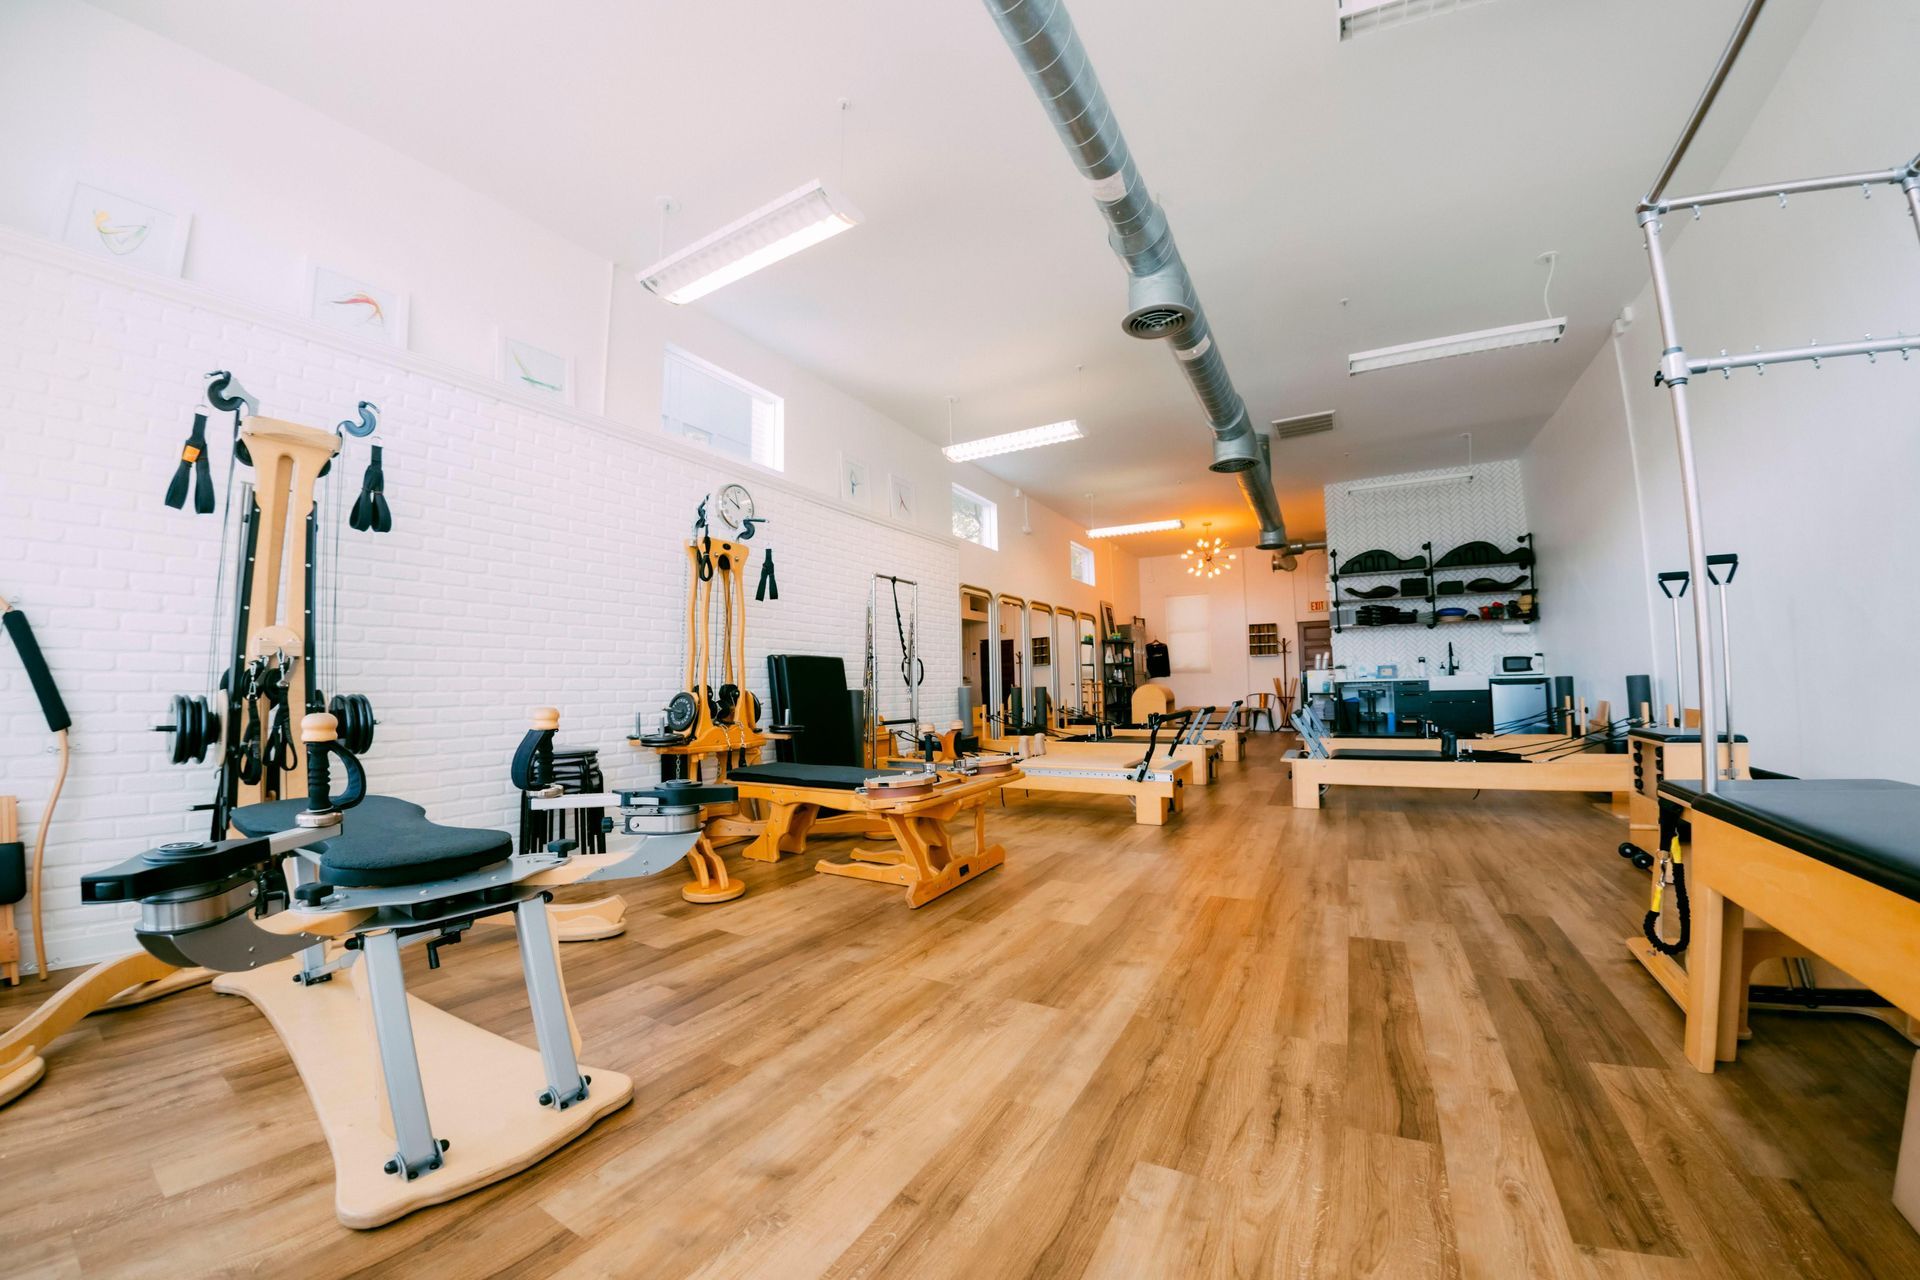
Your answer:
983;0;1291;551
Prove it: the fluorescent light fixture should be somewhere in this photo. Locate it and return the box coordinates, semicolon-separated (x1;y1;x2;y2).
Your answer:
637;181;861;305
1346;471;1475;495
942;419;1084;463
1086;519;1184;538
1338;0;1508;41
1348;317;1565;375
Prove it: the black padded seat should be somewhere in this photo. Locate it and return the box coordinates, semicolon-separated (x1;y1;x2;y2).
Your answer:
727;762;911;792
1659;778;1920;905
1328;748;1451;762
232;795;513;887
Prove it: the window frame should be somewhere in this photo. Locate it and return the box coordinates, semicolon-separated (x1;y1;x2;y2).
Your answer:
1069;540;1096;586
950;482;999;550
661;344;786;473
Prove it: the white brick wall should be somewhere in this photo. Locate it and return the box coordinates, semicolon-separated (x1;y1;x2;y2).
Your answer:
0;231;960;971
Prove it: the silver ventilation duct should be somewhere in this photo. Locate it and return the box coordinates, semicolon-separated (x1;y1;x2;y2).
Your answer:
983;0;1291;550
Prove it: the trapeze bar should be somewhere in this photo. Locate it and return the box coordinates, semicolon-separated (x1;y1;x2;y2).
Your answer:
1687;334;1917;377
1643;0;1769;207
1646;163;1917;215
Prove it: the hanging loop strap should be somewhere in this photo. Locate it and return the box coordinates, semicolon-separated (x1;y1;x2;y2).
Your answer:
348;444;392;533
756;549;778;601
165;413;216;515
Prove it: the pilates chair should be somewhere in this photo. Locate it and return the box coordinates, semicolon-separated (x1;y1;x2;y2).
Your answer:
1243;691;1277;732
78;709;732;1229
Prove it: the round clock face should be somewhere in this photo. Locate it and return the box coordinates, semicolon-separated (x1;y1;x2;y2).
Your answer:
716;483;754;532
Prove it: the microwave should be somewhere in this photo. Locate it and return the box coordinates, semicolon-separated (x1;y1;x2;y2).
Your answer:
1502;654;1545;674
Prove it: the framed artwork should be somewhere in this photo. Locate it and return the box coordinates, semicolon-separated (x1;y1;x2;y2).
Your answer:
306;264;409;348
57;181;190;276
497;333;573;404
887;473;914;523
839;454;870;507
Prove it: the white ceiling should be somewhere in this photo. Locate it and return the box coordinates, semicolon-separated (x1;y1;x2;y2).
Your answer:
89;0;1819;554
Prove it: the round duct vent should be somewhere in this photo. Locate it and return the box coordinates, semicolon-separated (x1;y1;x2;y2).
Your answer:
1122;305;1192;339
1207;455;1257;474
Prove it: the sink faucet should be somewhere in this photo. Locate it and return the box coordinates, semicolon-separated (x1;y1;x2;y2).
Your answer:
1444;641;1458;676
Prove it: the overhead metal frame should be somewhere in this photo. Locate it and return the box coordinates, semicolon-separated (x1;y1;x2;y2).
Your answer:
1636;0;1920;792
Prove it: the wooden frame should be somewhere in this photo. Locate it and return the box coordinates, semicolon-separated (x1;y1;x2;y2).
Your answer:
1685;812;1920;1229
1289;749;1629;809
726;769;1017;908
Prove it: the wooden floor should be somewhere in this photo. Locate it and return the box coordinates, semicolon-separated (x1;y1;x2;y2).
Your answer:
5;737;1919;1278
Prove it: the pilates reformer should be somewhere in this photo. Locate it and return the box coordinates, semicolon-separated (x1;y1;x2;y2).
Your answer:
71;707;731;1228
1051;701;1235;782
996;711;1197;826
719;745;1022;909
1627;0;1920;1231
1287;701;1633;810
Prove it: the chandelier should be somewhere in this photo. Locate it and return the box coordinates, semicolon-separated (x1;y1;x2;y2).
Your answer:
1181;523;1235;579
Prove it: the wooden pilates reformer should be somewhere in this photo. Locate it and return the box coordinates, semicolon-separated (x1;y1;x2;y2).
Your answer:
1049;701;1239;780
717;755;1022;908
1287;702;1632;810
975;711;1197;826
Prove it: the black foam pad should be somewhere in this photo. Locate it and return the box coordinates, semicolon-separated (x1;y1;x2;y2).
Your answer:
728;762;911;793
1663;778;1920;904
1327;749;1452;762
232;794;512;887
766;655;861;766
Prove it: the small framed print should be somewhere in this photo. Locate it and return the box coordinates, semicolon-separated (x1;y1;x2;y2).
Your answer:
839;454;870;507
57;181;190;276
306;263;409;348
887;473;914;523
498;334;573;404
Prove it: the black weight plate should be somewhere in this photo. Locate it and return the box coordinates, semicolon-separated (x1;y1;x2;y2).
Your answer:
664;691;698;733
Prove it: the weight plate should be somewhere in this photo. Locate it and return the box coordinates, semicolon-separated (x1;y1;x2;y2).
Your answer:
664;691;698;733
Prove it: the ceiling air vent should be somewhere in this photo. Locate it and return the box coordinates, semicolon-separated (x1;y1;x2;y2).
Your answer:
1272;411;1336;440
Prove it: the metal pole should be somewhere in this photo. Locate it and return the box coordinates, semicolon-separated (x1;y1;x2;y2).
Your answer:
984;592;1001;737
1707;556;1738;781
1644;0;1769;208
1904;173;1920;250
1690;334;1918;376
1654;164;1911;214
1641;210;1721;792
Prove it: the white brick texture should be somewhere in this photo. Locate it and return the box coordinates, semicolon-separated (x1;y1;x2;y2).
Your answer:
0;235;960;971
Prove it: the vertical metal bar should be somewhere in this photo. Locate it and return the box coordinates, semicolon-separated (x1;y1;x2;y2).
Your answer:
1641;212;1720;793
361;930;443;1178
515;899;587;1107
1714;579;1736;779
1904;174;1920;250
984;592;1001;736
908;579;921;738
1643;0;1769;207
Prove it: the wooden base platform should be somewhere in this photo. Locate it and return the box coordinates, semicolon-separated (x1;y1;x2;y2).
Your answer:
0;951;212;1108
215;958;631;1229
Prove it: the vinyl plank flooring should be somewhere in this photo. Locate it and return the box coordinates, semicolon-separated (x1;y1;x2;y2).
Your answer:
2;738;1917;1277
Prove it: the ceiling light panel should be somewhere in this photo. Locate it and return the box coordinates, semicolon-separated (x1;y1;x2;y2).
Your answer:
1338;0;1511;42
637;181;861;305
942;420;1084;463
1086;519;1184;538
1348;317;1566;375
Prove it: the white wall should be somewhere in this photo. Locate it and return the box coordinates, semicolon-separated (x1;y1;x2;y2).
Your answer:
1522;1;1920;779
1136;547;1329;710
0;0;1114;971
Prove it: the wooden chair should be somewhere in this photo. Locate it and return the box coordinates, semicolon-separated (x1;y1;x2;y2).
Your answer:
1243;691;1276;732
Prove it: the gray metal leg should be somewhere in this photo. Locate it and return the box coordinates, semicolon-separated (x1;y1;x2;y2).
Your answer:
361;929;444;1179
515;899;588;1109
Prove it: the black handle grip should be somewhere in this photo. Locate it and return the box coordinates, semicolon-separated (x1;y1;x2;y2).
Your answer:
305;739;367;813
1704;553;1739;585
1655;571;1690;600
4;608;71;733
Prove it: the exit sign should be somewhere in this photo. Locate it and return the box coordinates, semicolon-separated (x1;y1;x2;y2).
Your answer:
1309;600;1327;612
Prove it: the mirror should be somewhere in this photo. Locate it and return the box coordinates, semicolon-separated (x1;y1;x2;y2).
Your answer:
1029;600;1055;731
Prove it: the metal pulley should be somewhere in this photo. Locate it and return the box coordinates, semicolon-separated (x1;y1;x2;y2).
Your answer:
328;693;378;754
155;694;222;764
